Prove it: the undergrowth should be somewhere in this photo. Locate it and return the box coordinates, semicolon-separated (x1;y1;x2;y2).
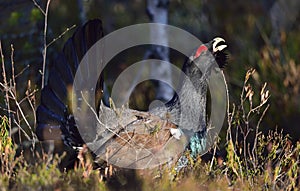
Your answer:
0;67;299;190
0;1;299;188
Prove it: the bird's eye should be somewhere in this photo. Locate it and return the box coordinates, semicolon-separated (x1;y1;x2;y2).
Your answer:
194;45;208;59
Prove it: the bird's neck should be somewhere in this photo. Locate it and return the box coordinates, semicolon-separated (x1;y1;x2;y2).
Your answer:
165;68;208;133
168;73;208;105
149;59;210;135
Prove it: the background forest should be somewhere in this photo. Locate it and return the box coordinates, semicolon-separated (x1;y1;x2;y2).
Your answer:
0;0;299;190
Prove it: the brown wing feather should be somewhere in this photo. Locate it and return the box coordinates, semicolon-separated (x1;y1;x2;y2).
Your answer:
94;111;188;169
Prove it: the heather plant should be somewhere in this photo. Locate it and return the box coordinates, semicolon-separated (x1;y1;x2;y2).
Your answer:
0;53;299;190
0;1;299;190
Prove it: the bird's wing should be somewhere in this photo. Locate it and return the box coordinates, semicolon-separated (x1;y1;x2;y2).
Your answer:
92;108;188;169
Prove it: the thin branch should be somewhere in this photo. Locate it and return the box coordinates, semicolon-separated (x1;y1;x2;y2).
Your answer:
31;0;46;15
0;41;12;130
41;0;51;89
222;71;232;142
80;92;154;157
209;140;218;172
80;92;139;150
19;89;38;105
46;24;76;48
27;94;37;132
8;87;34;138
10;44;16;96
10;43;19;141
0;106;16;115
252;104;270;157
12;119;31;141
15;64;30;78
26;80;37;132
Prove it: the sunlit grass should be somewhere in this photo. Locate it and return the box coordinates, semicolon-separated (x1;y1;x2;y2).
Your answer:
0;69;299;191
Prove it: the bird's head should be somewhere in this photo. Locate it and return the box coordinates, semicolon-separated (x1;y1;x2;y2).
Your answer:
182;37;228;82
191;37;228;70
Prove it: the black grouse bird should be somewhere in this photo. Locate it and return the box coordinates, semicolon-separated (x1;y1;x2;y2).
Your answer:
36;19;228;169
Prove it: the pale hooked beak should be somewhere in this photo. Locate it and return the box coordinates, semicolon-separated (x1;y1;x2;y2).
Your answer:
213;37;227;53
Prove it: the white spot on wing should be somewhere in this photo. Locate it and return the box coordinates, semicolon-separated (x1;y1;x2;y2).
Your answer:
170;128;182;140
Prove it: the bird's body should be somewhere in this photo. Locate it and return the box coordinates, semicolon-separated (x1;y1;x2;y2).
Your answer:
36;19;228;169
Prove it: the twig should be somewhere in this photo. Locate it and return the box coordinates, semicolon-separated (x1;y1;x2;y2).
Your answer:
41;0;51;89
12;119;31;141
7;87;34;139
252;104;270;161
0;41;12;131
222;71;232;142
209;140;218;172
19;88;38;105
26;80;38;131
46;24;76;48
9;43;22;142
10;44;16;96
80;91;154;157
80;92;138;149
0;106;16;115
31;0;46;15
15;64;30;78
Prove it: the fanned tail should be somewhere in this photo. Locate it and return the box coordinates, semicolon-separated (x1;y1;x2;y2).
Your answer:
36;19;104;147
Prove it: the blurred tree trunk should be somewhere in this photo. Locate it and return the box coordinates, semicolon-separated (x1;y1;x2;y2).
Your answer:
77;0;87;25
268;0;300;48
145;0;173;102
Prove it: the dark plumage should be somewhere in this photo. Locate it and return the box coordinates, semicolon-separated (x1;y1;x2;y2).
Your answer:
36;19;104;147
36;19;228;168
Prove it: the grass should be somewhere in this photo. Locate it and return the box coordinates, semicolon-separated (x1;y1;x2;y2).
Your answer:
0;1;299;188
0;68;299;191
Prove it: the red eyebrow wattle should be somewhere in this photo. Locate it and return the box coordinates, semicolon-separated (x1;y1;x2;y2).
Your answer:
194;45;208;58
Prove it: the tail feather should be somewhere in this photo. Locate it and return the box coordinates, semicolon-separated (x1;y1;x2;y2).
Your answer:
36;19;104;147
35;124;62;141
36;105;65;125
53;54;73;86
62;39;80;77
47;70;68;102
40;86;66;117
